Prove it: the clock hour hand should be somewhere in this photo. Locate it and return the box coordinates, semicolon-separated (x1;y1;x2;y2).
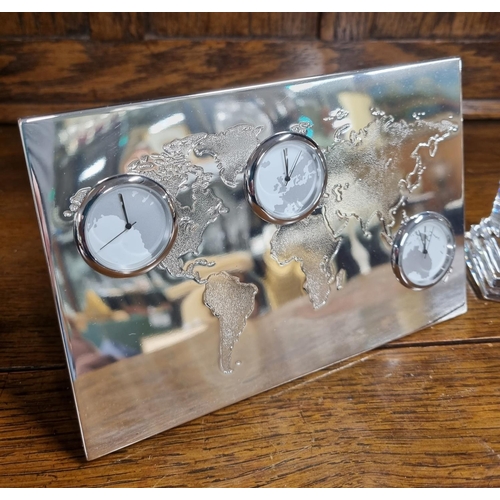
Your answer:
119;193;132;229
283;148;290;182
100;221;136;251
417;230;427;255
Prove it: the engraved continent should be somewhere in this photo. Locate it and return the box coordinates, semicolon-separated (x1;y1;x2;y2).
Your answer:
270;111;458;311
290;120;312;135
270;214;341;309
158;184;228;283
322;112;458;240
127;133;208;197
63;186;91;218
127;133;227;283
194;124;263;188
203;272;258;374
405;246;433;281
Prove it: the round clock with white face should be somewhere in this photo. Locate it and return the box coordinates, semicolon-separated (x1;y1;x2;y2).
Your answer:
74;174;177;277
391;211;455;289
245;132;327;224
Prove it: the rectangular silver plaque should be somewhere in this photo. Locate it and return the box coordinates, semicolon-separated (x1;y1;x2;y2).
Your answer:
19;58;466;460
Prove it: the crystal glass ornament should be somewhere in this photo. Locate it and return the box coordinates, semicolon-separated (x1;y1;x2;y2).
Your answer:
465;183;500;300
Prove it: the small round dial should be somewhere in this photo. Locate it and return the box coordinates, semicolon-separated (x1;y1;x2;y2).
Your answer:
245;132;327;224
74;174;177;277
391;211;455;289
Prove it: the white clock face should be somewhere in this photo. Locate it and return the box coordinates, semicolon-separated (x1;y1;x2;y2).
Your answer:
392;212;455;289
75;175;177;277
246;132;327;224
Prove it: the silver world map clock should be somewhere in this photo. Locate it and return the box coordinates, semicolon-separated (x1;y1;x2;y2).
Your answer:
245;131;327;224
73;174;178;277
19;58;466;460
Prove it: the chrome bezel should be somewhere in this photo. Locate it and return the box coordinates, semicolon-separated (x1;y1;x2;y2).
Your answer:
244;131;328;225
74;174;178;278
391;211;456;290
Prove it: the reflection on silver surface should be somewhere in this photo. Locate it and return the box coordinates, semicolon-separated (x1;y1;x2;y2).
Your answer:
19;58;466;460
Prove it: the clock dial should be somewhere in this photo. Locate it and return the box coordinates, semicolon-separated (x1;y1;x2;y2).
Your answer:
75;174;177;277
392;212;455;289
245;132;327;224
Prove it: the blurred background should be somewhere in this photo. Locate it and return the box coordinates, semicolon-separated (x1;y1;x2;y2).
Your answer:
1;12;500;123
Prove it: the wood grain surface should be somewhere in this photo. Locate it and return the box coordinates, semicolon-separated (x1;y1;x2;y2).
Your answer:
2;39;500;123
0;13;88;38
89;13;146;41
2;343;500;487
2;13;500;41
0;13;322;39
1;117;500;484
319;13;500;41
2;11;500;123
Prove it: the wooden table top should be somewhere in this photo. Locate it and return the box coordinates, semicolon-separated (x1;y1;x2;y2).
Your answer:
1;119;500;487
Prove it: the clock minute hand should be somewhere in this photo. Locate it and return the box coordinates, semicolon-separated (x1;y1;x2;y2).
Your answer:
119;193;132;229
100;221;136;251
427;228;435;248
417;230;427;254
289;151;302;180
424;228;435;258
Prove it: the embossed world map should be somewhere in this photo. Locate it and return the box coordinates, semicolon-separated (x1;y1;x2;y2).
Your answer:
66;110;458;374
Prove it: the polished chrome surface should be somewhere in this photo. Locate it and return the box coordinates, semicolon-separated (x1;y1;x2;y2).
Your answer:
19;58;466;460
391;211;456;290
245;131;327;224
74;174;178;278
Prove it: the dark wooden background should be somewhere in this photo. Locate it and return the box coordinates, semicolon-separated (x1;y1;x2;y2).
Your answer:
1;12;500;123
1;12;500;487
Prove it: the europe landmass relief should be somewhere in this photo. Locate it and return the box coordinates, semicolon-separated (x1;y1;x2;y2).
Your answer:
66;113;457;373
